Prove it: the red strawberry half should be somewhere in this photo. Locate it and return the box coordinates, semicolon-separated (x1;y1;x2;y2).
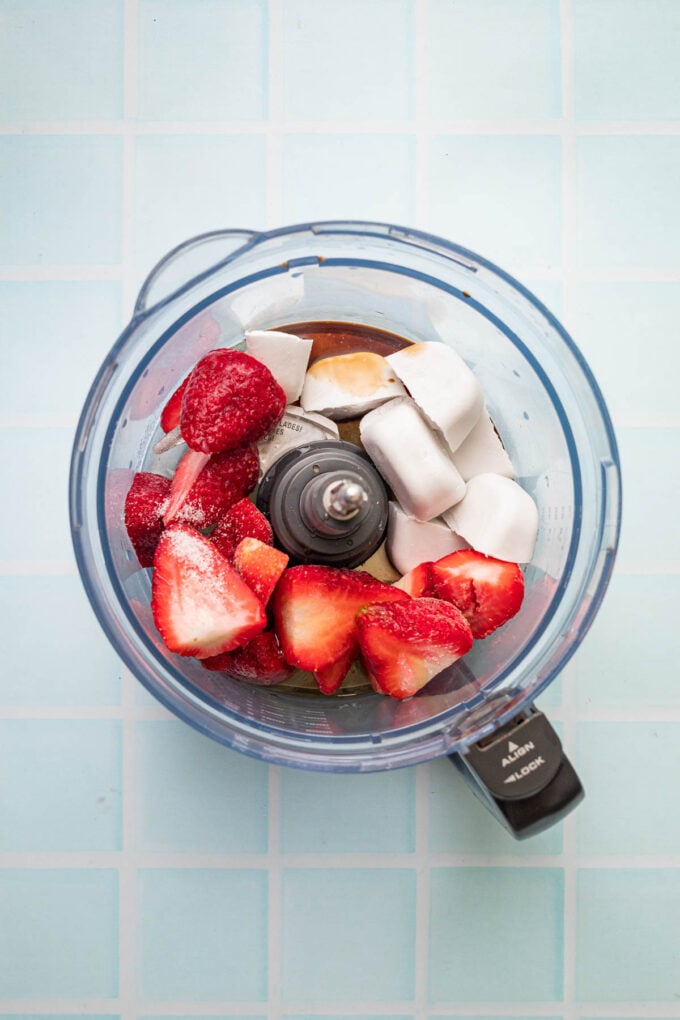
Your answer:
180;349;287;454
124;472;171;567
233;537;289;607
430;549;524;639
356;597;474;700
212;497;273;561
272;565;409;675
202;631;293;685
165;445;259;529
160;376;189;433
151;524;266;658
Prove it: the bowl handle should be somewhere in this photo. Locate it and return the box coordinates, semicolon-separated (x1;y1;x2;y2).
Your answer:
133;229;259;318
450;705;584;839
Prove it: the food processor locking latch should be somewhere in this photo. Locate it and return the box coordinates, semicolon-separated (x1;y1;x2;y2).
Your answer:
451;707;584;839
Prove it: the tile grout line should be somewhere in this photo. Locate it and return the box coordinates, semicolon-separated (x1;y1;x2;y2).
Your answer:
2;851;679;870
414;762;430;1020
413;9;430;1013
413;0;429;231
119;666;139;1020
118;5;139;1019
559;4;579;1018
3;1002;680;1017
266;0;284;230
3;119;680;136
267;764;282;1020
122;0;139;319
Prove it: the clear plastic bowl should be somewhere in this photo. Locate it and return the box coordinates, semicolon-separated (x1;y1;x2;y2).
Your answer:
69;221;621;771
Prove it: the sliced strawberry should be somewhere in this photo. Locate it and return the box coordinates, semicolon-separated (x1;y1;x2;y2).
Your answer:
233;537;289;607
356;597;473;700
393;561;434;598
202;631;293;685
163;448;211;525
212;497;274;561
165;445;259;529
151;524;266;658
180;349;287;454
160;376;189;432
272;565;409;673
430;549;524;639
124;472;171;567
313;648;355;695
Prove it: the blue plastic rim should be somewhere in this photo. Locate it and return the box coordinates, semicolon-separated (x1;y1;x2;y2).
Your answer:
69;221;622;771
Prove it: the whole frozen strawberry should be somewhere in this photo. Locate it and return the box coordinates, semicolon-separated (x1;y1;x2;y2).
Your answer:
202;631;293;685
430;549;524;638
124;472;171;567
164;444;259;529
212;498;274;561
272;565;409;677
151;524;266;658
180;349;287;454
356;597;473;700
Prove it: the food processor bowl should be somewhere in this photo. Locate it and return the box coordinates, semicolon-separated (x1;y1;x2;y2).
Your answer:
70;222;621;837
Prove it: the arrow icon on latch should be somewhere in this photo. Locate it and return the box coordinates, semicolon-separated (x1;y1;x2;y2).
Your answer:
504;774;517;784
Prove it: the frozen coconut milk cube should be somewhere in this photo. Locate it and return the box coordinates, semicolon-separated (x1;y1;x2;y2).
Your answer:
360;397;466;521
386;341;483;453
452;410;515;481
442;473;538;563
387;501;468;574
245;330;313;403
300;350;406;419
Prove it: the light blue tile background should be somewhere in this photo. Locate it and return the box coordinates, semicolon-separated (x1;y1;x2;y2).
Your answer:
0;869;118;998
1;1;679;1016
427;0;562;121
0;575;122;704
135;720;269;853
281;0;415;121
572;280;680;418
575;869;680;1001
137;868;268;1000
576;135;680;269
0;136;123;265
137;0;268;121
281;868;416;1002
0;281;123;415
0;0;124;122
134;134;267;274
279;767;415;853
616;427;680;562
574;0;680;121
0;428;74;561
575;574;680;710
429;867;564;1001
0;719;122;851
425;135;562;269
575;722;680;856
282;133;416;225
